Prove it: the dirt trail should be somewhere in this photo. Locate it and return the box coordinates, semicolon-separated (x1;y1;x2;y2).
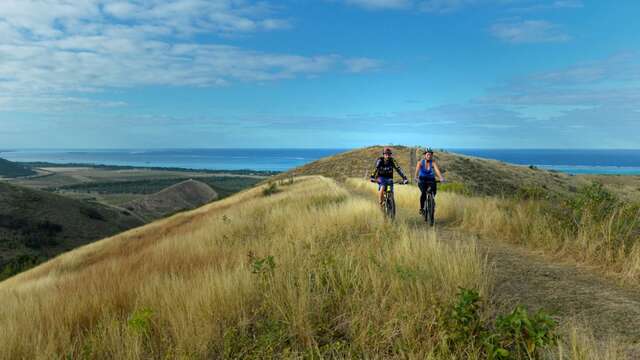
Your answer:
457;231;640;353
347;183;640;355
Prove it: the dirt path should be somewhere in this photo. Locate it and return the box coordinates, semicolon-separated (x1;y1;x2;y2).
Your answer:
347;183;640;355
453;231;640;351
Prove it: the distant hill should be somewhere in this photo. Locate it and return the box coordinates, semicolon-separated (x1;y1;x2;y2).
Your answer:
274;145;589;197
122;179;218;221
0;182;143;280
0;158;36;178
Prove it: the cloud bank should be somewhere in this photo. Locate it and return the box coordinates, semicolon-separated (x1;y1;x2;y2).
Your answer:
0;0;378;110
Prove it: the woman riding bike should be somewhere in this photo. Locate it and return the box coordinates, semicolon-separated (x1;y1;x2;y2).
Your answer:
370;147;408;207
414;148;445;215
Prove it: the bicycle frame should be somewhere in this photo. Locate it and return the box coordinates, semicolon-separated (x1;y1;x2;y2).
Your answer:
383;184;396;219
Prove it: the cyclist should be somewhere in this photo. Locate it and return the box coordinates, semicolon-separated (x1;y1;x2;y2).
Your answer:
370;147;408;207
414;147;445;215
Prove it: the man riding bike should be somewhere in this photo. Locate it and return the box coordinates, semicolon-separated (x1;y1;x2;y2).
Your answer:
370;147;408;207
414;147;445;215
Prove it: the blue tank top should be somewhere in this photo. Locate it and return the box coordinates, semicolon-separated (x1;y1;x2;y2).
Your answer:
419;159;435;179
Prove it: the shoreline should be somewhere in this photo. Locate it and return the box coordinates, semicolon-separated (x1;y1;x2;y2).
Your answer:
16;161;280;176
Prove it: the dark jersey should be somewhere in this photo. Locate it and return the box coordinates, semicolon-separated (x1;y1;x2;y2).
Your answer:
370;157;407;179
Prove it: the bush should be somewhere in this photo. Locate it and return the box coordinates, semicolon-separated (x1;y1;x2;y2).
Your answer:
262;183;280;197
0;254;42;281
444;288;557;359
127;307;154;335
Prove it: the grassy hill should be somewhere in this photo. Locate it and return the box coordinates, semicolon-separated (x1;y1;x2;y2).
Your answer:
274;145;590;198
0;177;489;358
0;158;36;178
122;179;219;221
0;182;143;280
0;176;614;358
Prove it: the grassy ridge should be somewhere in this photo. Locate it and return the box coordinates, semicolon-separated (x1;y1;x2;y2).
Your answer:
47;176;262;199
275;146;590;198
0;177;492;358
1;176;627;358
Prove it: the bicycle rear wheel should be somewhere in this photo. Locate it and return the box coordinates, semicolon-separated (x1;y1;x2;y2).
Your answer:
428;193;435;226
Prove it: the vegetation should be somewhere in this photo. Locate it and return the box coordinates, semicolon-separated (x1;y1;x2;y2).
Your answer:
443;288;557;359
47;176;262;199
0;182;143;281
0;177;494;358
349;177;640;283
273;146;595;198
0;157;36;178
20;161;279;176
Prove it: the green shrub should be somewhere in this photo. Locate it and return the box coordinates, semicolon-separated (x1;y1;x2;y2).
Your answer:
444;288;557;359
262;183;280;197
0;255;42;281
248;253;276;275
127;307;154;335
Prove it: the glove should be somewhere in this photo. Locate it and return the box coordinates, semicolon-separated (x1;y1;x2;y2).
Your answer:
370;177;376;183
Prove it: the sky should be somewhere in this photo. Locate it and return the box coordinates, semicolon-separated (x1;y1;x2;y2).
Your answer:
0;0;639;149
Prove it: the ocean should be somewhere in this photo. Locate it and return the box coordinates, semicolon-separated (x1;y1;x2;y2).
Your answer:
1;148;639;175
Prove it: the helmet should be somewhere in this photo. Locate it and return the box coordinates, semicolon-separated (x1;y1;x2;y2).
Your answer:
423;147;434;154
383;147;393;155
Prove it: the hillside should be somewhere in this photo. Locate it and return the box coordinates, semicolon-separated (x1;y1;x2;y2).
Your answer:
0;182;143;280
275;146;590;197
0;157;36;178
1;176;630;358
122;179;218;221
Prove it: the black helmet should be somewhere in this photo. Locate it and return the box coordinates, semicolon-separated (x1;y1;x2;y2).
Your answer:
383;147;393;155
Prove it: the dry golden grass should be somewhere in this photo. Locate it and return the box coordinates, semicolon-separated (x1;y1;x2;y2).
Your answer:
348;178;640;283
0;176;492;359
348;179;638;358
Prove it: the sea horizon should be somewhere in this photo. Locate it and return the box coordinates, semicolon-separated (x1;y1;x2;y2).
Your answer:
1;148;640;175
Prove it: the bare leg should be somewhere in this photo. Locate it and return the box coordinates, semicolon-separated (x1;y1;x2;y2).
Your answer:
378;188;384;204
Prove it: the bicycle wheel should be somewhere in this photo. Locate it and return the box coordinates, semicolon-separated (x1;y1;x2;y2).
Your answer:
428;193;435;226
387;193;396;219
422;193;431;222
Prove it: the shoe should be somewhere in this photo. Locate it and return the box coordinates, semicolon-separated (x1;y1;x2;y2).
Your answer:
419;209;424;215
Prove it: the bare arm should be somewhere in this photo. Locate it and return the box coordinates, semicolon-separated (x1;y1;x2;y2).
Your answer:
414;160;421;179
433;162;445;182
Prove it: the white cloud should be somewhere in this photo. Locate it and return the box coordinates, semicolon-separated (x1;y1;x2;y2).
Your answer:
341;0;582;13
490;20;571;43
418;0;478;13
344;58;383;73
344;0;412;10
0;0;379;111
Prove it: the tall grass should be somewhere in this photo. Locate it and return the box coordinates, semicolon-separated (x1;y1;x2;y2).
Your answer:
0;176;490;359
348;179;640;282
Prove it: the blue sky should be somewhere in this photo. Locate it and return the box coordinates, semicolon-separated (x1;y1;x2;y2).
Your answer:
0;0;639;148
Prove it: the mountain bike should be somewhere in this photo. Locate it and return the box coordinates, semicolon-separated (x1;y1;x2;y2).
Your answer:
374;180;406;220
421;180;441;226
